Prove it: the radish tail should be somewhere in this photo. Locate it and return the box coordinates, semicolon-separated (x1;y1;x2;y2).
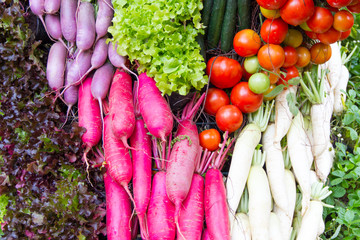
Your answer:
59;66;94;97
60;103;73;129
38;15;57;43
121;65;139;82
58;38;69;51
138;214;149;240
123;184;135;207
102;0;114;10
83;146;94;187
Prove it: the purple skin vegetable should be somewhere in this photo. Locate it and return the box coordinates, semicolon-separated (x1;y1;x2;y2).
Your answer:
76;2;96;52
44;0;61;14
60;0;77;43
95;0;114;41
108;42;138;80
44;14;68;48
46;41;67;92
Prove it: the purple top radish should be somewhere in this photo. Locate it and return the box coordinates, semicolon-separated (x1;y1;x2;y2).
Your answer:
63;58;78;119
45;14;62;40
138;72;173;141
96;0;114;40
30;0;45;16
46;41;67;91
108;42;137;78
91;63;114;101
76;2;96;51
60;0;77;43
65;49;92;85
45;0;61;14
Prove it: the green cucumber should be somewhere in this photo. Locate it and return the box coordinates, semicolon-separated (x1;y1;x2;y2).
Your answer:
220;0;237;52
202;0;214;34
196;33;207;62
237;0;251;30
207;0;226;48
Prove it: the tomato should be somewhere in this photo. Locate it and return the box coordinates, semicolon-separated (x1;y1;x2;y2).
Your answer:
256;0;287;9
263;84;277;101
349;0;359;5
204;88;230;116
305;30;318;40
257;44;285;70
199;129;221;151
300;21;312;31
317;27;341;44
339;29;352;40
261;68;280;84
295;46;311;68
279;66;299;86
283;46;298;67
260;18;288;44
310;43;332;64
283;29;303;48
206;56;242;89
348;2;360;13
230;82;263;113
244;56;260;74
233;29;262;57
280;0;315;26
241;63;253;80
248;73;270;94
260;7;281;19
215;105;243;133
306;7;334;33
333;10;354;32
326;0;352;8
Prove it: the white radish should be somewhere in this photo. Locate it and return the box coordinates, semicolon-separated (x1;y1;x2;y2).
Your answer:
274;86;298;144
269;212;284;240
231;213;251;240
314;142;335;183
247;149;272;240
287;112;312;216
333;65;349;115
326;42;342;90
309;170;321;186
262;123;288;213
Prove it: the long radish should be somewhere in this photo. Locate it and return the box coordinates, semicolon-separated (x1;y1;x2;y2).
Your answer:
108;42;138;79
44;14;67;48
314;142;335;183
60;0;77;43
44;0;61;14
76;2;96;52
269;212;284;240
46;41;67;92
231;188;251;240
333;65;349;115
63;64;79;125
96;0;114;40
326;42;342;90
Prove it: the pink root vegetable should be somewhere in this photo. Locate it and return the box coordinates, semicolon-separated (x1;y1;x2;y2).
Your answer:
104;172;132;240
108;69;135;148
46;41;67;92
138;72;173;141
44;14;67;48
95;0;114;40
202;229;210;240
108;42;138;79
60;0;77;43
44;0;60;13
147;171;176;240
130;118;152;240
76;2;96;52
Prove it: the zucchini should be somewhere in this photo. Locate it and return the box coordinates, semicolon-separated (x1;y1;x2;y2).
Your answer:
220;0;237;52
202;0;214;35
237;0;251;30
207;0;226;48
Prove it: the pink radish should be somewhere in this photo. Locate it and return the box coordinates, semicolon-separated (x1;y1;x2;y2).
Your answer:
202;229;210;240
46;41;67;92
60;0;77;43
108;69;135;148
76;2;96;52
30;0;55;42
96;0;114;40
62;58;78;126
103;115;133;200
104;171;132;240
44;0;61;13
138;72;173;141
108;42;138;79
44;14;67;48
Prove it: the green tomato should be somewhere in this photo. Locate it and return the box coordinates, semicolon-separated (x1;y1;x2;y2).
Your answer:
248;72;270;94
244;56;260;74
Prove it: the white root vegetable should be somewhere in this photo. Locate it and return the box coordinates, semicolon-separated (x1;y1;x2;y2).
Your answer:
327;42;342;90
269;212;284;240
247;149;272;240
309;170;321;186
262;123;288;213
274;86;298;144
287;112;312;216
333;65;349;115
314;142;335;183
231;213;251;240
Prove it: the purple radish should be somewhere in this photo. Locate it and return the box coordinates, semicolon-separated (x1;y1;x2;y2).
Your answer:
76;2;96;52
60;0;77;43
44;14;68;48
95;0;114;40
61;57;78;127
46;41;67;92
30;0;56;42
108;42;138;79
44;0;61;14
138;72;173;141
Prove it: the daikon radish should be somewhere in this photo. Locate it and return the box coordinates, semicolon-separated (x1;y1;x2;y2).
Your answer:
287;112;312;216
247;149;272;240
227;101;274;229
269;212;284;240
314;142;335;183
333;65;349;115
231;188;251;240
327;42;342;90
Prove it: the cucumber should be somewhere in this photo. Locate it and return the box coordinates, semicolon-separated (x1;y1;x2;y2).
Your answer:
202;0;214;34
220;0;237;52
207;0;226;48
237;0;251;30
196;34;207;62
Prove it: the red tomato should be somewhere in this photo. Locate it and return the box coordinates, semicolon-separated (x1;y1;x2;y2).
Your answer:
257;44;285;70
230;82;263;113
339;29;352;40
206;56;242;89
280;0;315;26
348;2;360;13
349;0;359;5
233;29;262;57
306;7;334;33
295;46;311;68
279;66;299;86
305;30;318;40
260;18;289;44
333;10;354;32
256;0;287;9
283;46;298;67
215;105;243;133
199;129;221;151
204;88;230;116
317;27;341;44
310;43;332;64
326;0;352;8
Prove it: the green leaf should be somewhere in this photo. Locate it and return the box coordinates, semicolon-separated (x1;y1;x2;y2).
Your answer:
336;142;347;155
264;85;284;98
288;77;300;86
345;126;359;141
332;170;346;178
331;187;346;198
331;178;344;186
286;92;299;116
345;210;355;223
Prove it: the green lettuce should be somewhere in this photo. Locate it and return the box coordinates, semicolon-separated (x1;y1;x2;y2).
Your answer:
109;0;208;96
